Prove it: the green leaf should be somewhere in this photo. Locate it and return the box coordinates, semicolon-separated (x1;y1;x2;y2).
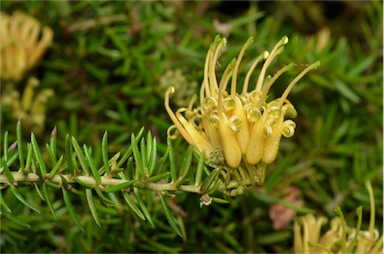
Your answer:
101;132;110;176
0;152;18;174
94;186;116;206
84;62;108;82
3;131;8;160
25;143;33;173
140;138;147;174
133;188;154;227
117;128;144;168
208;180;221;194
46;143;56;166
96;47;122;59
146;172;170;183
49;126;57;163
10;185;40;213
0;191;12;213
31;133;47;178
117;146;132;168
86;189;101;227
122;192;145;220
201;168;221;194
194;150;205;186
33;182;45;201
1;210;30;228
348;53;376;77
60;175;84;231
263;158;291;192
131;133;144;177
45;180;60;189
68;186;84;196
104;180;134;193
230;12;264;27
16;120;25;169
83;145;101;184
141;240;182;253
175;146;193;186
334;80;360;103
159;195;182;237
148;137;157;175
72;137;89;175
42;183;57;220
48;155;64;179
153;147;169;176
146;132;152;162
46;128;58;165
106;28;127;52
212;197;229;204
167;138;177;182
126;157;135;179
65;134;75;174
1;158;15;184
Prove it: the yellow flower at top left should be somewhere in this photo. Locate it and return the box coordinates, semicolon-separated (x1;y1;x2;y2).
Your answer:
0;11;53;81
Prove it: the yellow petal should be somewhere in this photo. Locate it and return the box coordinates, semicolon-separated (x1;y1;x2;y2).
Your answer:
245;120;266;165
246;112;269;165
176;109;213;155
262;117;283;164
218;113;241;168
234;96;249;154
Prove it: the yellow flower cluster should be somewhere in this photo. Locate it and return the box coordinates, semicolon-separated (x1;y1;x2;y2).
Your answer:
165;35;319;171
294;181;383;254
0;11;53;81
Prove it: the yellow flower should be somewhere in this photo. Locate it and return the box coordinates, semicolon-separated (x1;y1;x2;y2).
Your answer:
165;35;319;174
294;181;383;254
0;11;53;81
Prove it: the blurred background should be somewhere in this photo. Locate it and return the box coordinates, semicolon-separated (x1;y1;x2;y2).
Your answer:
1;1;382;253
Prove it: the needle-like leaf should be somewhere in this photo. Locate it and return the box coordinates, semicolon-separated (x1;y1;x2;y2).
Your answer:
122;192;145;220
160;195;181;237
167;138;177;182
31;133;47;178
1;210;30;228
131;133;144;177
72;137;90;175
16;120;25;169
42;183;57;220
60;175;84;231
86;189;101;227
83;145;101;184
102;131;110;176
10;185;40;213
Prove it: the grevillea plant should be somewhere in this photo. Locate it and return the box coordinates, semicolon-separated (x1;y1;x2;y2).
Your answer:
165;35;319;196
0;36;318;234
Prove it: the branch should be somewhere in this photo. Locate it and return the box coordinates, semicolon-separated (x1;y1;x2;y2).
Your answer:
0;121;229;235
0;172;202;193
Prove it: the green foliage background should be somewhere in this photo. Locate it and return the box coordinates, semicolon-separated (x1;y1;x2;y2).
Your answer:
1;1;382;253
